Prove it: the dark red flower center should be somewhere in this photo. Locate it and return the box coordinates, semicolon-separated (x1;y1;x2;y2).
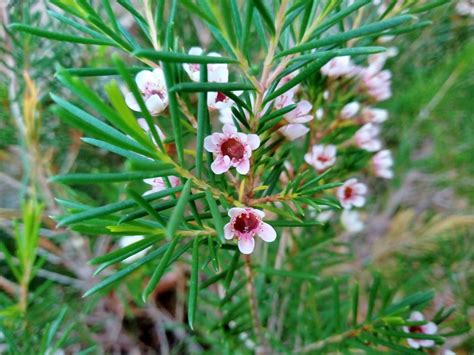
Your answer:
408;326;424;334
233;212;260;234
221;138;245;160
344;186;354;199
216;92;227;103
144;86;165;100
317;154;330;163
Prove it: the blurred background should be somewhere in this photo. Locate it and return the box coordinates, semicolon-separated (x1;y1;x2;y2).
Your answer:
0;0;472;353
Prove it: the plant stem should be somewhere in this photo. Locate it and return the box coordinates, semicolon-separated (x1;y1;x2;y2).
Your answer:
244;255;268;353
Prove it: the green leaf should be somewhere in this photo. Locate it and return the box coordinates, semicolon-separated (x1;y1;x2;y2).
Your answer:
289;46;386;63
166;180;192;239
126;188;167;227
57;186;183;226
51;170;174;184
170;82;255;93
51;94;154;157
9;23;115;46
162;61;185;165
133;49;238;63
188;236;200;329
90;235;162;265
267;220;322;227
276;15;414;58
142;236;179;302
311;0;371;37
264;54;333;103
63;67;148;77
257;267;319;281
366;273;381;321
205;189;225;242
195;65;208;178
83;244;168;297
252;0;275;35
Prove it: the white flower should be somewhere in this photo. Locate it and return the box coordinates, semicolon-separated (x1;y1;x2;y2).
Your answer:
361;107;388;123
218;107;235;125
341;210;364;233
137;118;166;145
337;178;367;209
183;47;229;83
143;176;180;195
304;144;337;172
402;311;438;349
118;235;151;263
125;68;168;115
321;56;356;78
456;0;474;17
371;150;394;179
278;124;310;141
316;108;324;120
355;123;382;152
341;102;361;119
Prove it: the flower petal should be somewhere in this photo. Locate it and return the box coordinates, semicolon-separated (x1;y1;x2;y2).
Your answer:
258;222;276;242
135;70;155;90
224;223;234;240
238;236;255;254
235;158;250;175
125;92;140;112
211;155;231;174
204;136;217;152
247;134;260;150
228;208;246;217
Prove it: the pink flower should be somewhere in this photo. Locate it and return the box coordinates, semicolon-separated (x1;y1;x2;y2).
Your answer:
125;68;168;115
224;208;276;254
304;144;337;172
278;100;313;140
321;56;356;78
204;124;260;175
207;91;240;110
284;100;313;124
273;72;300;110
371;150;394;179
183;47;228;83
278;124;310;141
182;47;239;111
403;311;438;349
340;101;361;119
143;176;180;195
355;123;382;152
337;178;367;209
361;107;388;123
360;68;392;102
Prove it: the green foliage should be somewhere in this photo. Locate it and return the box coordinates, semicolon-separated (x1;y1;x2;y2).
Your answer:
1;0;470;353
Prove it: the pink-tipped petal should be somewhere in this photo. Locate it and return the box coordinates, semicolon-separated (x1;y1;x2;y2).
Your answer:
235;159;250;175
211;155;231;174
223;123;237;134
238;236;255;254
252;209;265;218
228;208;247;217
125;92;140;112
224;223;234;240
410;311;424;322
247;134;260;150
146;95;167;116
423;322;438;334
135;70;155;90
407;338;421;349
258;222;276;242
204;136;217;152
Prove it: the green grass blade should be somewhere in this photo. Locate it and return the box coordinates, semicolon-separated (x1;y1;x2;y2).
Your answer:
188;236;200;329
